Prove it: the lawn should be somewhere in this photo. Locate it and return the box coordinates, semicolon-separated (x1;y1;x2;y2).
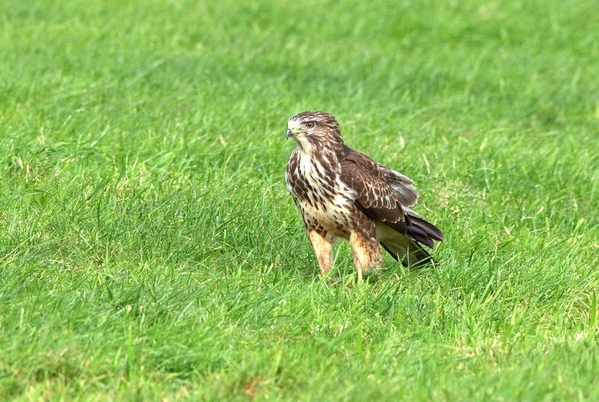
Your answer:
1;0;598;400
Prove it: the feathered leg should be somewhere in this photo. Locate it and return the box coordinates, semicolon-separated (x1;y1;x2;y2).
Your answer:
308;230;333;276
349;229;383;282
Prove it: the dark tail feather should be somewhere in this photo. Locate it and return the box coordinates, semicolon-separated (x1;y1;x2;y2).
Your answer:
404;209;444;247
379;209;443;268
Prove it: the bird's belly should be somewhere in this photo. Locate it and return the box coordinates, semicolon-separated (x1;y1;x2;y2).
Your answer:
299;198;353;239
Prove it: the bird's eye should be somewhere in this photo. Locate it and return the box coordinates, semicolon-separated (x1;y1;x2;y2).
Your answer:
305;121;315;128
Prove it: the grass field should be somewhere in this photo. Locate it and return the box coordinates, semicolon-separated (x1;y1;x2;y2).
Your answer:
1;0;598;400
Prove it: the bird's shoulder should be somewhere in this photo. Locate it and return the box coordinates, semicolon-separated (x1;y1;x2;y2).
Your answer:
338;148;400;215
340;147;419;207
339;148;387;183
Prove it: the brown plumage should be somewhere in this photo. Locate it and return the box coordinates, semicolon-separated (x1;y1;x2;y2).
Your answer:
285;110;443;281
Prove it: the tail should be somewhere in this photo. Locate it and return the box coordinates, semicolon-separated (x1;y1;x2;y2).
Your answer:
377;209;444;268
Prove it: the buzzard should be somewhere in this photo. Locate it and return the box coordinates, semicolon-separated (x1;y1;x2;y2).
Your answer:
285;110;443;281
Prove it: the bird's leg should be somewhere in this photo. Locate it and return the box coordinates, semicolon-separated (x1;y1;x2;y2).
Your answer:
349;230;383;282
308;230;333;276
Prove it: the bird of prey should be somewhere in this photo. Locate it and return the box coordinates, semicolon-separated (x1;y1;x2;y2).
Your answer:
285;110;443;281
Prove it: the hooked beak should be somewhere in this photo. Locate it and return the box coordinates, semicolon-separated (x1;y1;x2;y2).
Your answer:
286;120;301;140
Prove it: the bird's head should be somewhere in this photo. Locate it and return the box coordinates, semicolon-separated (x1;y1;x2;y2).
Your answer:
286;110;344;153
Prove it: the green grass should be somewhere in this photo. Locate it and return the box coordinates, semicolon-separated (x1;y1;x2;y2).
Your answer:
1;0;598;400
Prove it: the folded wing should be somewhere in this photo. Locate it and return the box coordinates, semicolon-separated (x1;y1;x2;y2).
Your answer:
339;149;443;266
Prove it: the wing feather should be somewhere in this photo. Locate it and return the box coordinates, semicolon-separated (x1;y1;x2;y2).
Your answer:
340;149;444;265
340;151;406;223
380;166;419;206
